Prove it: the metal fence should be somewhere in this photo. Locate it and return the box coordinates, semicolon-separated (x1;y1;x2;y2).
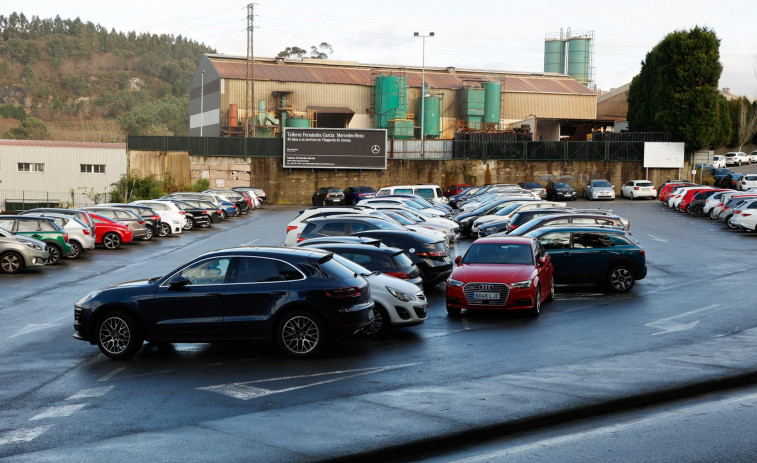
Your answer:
127;135;646;163
1;189;109;212
127;136;283;157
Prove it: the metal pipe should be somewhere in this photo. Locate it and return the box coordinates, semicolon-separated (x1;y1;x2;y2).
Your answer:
414;32;434;158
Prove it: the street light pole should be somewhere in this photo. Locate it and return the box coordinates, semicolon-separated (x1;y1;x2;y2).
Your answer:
200;68;204;137
414;32;434;158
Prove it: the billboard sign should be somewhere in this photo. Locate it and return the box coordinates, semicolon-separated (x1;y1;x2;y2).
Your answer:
643;142;685;168
283;128;387;170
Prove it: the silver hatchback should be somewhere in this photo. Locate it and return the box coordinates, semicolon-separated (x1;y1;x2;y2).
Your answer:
0;227;49;274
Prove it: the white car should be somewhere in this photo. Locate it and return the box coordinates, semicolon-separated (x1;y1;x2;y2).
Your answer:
728;198;757;229
620;180;657;200
712;155;726;168
357;198;447;218
703;191;728;216
331;254;426;336
584;179;616;200
737;205;757;231
750;151;757;163
30;213;96;259
738;174;757;191
130;200;186;235
365;204;459;229
725;151;750;166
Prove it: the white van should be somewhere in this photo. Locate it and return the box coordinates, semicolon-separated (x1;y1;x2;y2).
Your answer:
376;184;445;204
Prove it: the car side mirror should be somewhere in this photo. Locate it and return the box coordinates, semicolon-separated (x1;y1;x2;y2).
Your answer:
168;275;190;289
454;255;462;265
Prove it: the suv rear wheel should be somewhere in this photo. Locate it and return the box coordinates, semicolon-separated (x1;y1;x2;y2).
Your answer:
276;310;326;358
607;265;635;292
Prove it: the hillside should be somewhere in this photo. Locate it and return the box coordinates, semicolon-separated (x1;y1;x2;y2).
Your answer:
0;12;215;142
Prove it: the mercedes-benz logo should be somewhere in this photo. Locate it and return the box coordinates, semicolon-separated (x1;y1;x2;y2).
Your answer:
371;145;381;154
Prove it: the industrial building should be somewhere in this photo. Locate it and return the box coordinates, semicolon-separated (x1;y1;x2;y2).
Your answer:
0;140;127;210
188;54;606;144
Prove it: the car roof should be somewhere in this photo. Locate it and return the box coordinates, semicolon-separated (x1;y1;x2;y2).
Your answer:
197;246;332;261
298;243;402;254
0;215;55;222
525;225;630;235
474;236;536;245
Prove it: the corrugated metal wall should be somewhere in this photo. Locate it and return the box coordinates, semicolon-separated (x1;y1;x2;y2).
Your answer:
504;93;595;120
0;145;127;208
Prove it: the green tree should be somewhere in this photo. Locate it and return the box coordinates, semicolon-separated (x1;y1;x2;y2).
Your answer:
628;26;723;153
21;63;34;79
277;46;307;59
712;94;732;149
2;116;49;139
109;173;165;202
310;42;332;59
117;95;187;135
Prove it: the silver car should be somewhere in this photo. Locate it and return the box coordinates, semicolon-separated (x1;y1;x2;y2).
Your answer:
584;179;616;200
0;227;49;274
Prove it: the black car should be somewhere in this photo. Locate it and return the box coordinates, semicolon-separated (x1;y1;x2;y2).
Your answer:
686;190;725;216
343;186;377;205
349;229;453;287
545;181;577;201
169;200;212;229
508;212;628;236
456;198;539;237
299;216;406;242
73;247;375;359
297;242;423;288
177;199;224;223
312;187;345;206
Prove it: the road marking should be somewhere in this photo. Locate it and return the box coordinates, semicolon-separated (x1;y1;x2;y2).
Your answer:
29;404;88;421
198;363;419;400
66;385;115;400
0;425;54;445
646;304;720;335
8;323;60;339
647;234;669;243
241;239;260;246
98;367;126;381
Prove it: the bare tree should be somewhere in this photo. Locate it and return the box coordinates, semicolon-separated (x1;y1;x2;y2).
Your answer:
736;98;757;151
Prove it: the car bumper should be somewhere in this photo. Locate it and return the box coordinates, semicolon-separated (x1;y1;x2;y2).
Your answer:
446;286;538;311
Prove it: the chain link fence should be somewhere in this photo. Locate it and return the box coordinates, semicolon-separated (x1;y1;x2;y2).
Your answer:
1;189;109;213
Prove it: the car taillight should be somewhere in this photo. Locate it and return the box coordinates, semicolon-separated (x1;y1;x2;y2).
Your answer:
138;220;145;225
326;287;362;298
417;250;448;257
217;210;222;215
743;213;752;217
232;206;237;210
83;229;90;235
634;187;639;190
734;209;742;214
508;224;518;230
202;210;208;215
152;215;160;221
296;234;303;243
179;211;186;215
287;225;298;234
386;272;410;279
63;232;69;243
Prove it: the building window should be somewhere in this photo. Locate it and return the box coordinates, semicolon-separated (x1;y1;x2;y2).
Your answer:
80;164;106;174
18;163;44;172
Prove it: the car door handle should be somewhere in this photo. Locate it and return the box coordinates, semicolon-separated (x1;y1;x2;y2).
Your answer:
562;252;571;256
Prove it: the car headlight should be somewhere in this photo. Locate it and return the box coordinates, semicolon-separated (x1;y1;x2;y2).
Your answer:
24;242;44;251
76;290;101;306
510;279;533;289
387;286;416;302
447;278;464;287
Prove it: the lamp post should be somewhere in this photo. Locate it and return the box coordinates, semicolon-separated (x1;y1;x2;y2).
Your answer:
414;32;434;158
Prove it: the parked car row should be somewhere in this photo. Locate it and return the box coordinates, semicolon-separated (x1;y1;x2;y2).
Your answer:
661;181;757;232
0;187;266;275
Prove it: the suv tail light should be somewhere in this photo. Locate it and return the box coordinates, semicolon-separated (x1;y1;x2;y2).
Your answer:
417;250;448;258
326;287;362;298
179;211;186;215
138;220;145;225
152;215;160;221
287;225;298;234
296;234;304;243
83;229;91;235
63;232;69;243
386;272;410;279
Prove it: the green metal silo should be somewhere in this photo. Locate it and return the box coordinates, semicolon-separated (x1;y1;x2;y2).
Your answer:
417;95;441;138
544;39;566;74
568;37;591;84
483;82;501;125
374;74;408;128
285;117;310;128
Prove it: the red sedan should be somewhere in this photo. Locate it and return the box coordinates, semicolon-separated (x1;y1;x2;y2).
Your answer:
446;236;554;317
89;212;133;250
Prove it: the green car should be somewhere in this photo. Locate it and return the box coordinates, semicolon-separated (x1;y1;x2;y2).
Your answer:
0;216;74;265
522;226;646;293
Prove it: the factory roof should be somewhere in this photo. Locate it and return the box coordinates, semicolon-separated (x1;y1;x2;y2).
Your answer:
207;55;595;96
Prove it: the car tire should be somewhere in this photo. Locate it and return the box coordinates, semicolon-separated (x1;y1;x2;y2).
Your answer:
726;216;737;229
102;232;122;250
709;209;718;220
607;265;635;293
0;251;23;274
276;310;326;358
46;244;62;265
361;303;390;337
183;217;194;231
545;278;555;302
200;221;211;228
692;205;704;217
158;223;169;237
96;311;144;359
221;210;228;220
446;306;462;317
142;227;154;241
67;241;82;259
529;287;541;318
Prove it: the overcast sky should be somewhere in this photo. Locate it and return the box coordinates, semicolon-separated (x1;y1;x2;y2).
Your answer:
5;1;757;97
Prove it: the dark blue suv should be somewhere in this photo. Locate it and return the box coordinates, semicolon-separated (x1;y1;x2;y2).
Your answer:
343;186;376;205
522;226;646;293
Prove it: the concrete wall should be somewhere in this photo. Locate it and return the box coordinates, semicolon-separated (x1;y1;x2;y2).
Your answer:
128;151;685;204
128;151;191;185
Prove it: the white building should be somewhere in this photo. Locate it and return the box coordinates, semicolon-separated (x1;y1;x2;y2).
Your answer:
0;140;127;211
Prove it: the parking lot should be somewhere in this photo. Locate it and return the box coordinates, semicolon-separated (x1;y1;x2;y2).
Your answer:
1;196;756;460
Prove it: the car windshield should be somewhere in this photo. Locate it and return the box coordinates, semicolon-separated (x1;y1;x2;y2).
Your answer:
495;203;526;216
592;181;612;187
554;183;570;188
462;242;533;265
331;254;371;276
374;220;404;230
